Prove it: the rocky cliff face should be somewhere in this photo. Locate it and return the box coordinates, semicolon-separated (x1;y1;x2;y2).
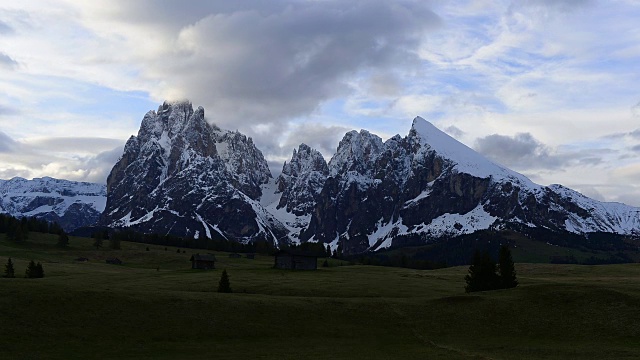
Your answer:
100;101;288;244
0;177;106;231
299;117;640;254
276;144;329;216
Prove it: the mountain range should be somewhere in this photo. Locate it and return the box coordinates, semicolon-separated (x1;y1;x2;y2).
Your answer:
0;177;105;232
3;100;640;255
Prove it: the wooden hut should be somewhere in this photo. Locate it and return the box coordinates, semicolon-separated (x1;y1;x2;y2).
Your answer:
274;249;318;270
105;257;122;265
190;253;216;269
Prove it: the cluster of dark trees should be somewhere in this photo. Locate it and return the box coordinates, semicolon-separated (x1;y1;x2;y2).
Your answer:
0;213;65;242
465;245;517;293
3;258;44;278
88;228;278;254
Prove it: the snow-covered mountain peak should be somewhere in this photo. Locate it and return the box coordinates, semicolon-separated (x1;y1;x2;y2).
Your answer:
101;101;281;242
410;116;534;187
281;144;328;178
329;129;384;176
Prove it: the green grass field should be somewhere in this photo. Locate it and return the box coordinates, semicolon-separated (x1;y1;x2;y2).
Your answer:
1;233;639;359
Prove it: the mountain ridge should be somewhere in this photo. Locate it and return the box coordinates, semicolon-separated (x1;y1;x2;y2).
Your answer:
3;101;639;256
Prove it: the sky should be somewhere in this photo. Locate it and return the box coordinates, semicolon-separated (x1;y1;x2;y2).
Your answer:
1;0;640;204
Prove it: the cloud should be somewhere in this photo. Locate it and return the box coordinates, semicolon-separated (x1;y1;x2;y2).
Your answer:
71;0;440;128
24;137;125;154
632;101;640;118
255;121;351;175
0;52;17;69
510;0;593;13
474;132;570;169
0;136;124;183
281;123;352;159
0;104;19;116
0;131;18;153
0;21;12;34
444;125;465;138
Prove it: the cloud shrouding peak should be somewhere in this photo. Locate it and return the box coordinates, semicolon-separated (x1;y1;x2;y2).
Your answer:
71;0;440;129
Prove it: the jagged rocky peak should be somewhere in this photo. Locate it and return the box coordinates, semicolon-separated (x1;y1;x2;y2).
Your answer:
276;144;329;216
408;116;534;187
280;144;328;180
101;100;286;244
329;129;384;176
213;129;272;198
138;100;216;157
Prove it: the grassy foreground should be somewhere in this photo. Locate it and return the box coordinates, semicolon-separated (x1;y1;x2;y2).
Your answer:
1;233;639;359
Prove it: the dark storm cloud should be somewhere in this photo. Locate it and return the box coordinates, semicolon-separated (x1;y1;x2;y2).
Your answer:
112;0;441;126
475;133;570;169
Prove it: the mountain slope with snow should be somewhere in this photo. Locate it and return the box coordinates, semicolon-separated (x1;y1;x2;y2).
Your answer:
99;101;288;244
299;117;640;254
0;177;106;231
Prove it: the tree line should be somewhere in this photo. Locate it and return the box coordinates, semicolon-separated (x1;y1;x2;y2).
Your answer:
0;213;64;242
94;228;278;254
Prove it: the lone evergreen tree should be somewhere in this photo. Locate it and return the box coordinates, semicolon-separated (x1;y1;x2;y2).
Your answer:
93;236;103;250
4;258;15;278
57;232;70;248
217;269;232;293
498;245;518;289
465;250;500;293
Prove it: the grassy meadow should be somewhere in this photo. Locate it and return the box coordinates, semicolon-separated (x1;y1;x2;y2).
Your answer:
1;232;639;359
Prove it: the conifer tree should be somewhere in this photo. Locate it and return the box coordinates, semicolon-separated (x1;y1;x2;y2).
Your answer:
217;269;232;293
498;245;518;289
93;236;103;250
25;260;37;278
35;262;44;278
57;232;70;248
465;250;500;293
3;258;15;278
